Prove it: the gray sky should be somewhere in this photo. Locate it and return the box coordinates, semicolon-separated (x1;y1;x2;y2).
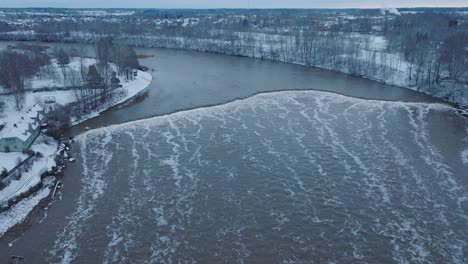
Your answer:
1;0;467;8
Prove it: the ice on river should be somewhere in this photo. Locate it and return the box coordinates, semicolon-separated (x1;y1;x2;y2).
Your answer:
49;90;467;264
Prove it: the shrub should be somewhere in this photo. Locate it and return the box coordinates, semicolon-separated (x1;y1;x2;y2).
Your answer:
0;168;8;180
45;104;71;139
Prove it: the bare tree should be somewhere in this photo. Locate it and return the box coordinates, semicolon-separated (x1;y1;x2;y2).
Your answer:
53;47;70;82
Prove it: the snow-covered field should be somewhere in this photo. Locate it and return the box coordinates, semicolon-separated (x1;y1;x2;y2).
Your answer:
0;135;57;205
29;58;94;89
0;57;93;93
0;57;152;126
0;152;28;172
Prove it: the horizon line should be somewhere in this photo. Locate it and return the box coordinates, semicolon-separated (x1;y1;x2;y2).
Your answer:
1;6;467;10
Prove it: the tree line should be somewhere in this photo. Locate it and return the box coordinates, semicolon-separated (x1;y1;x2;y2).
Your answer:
0;39;139;118
0;9;466;105
0;44;50;109
70;37;139;115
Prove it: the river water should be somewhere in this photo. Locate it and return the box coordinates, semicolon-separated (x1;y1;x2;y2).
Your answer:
0;43;467;263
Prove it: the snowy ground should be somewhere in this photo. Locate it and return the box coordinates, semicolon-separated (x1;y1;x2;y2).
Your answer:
0;58;89;175
0;58;153;238
0;152;28;172
0;57;95;93
0;187;50;237
0;57;152;126
0;135;57;205
71;69;152;125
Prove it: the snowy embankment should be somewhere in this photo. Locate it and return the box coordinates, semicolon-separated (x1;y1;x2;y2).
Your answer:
0;187;50;237
71;69;152;125
0;58;152;238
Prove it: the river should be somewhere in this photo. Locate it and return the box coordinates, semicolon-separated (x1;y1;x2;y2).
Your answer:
0;42;467;263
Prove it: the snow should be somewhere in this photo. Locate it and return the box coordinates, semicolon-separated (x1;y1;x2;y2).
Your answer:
0;135;57;204
0;57;96;92
71;69;152;125
77;10;135;17
27;91;77;106
0;67;151;202
29;78;59;89
381;8;401;16
124;31;467;107
1;57;152;128
368;36;388;51
29;58;96;89
0;89;74;143
462;149;468;165
0;187;50;237
0;104;44;141
119;71;152;103
462;129;468;165
0;55;152;237
0;152;28;172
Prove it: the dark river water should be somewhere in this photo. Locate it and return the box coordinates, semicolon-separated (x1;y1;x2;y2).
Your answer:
0;42;467;263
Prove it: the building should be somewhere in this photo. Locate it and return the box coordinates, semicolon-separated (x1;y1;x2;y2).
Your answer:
0;105;45;153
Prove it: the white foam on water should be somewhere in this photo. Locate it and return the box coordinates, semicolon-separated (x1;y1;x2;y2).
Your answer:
461;149;468;164
49;129;114;264
142;127;201;263
270;210;290;231
161;129;182;188
152;206;169;227
103;131;143;264
149;235;180;264
386;218;433;263
77;90;456;140
312;96;392;205
461;127;468;166
342;212;368;262
403;105;468;218
69;90;464;263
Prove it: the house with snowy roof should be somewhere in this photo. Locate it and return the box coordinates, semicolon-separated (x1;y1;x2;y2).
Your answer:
0;105;45;153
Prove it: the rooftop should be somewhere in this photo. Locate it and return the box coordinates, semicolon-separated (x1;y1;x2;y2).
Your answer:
0;104;44;141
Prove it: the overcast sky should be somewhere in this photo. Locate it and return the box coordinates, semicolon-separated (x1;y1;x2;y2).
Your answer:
1;0;467;9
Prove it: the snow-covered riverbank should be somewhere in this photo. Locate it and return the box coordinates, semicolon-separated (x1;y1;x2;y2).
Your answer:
0;58;153;238
0;187;51;237
71;68;153;125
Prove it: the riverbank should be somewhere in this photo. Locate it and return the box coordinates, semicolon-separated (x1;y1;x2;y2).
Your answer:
126;35;468;109
0;62;153;238
70;69;153;125
3;35;466;111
